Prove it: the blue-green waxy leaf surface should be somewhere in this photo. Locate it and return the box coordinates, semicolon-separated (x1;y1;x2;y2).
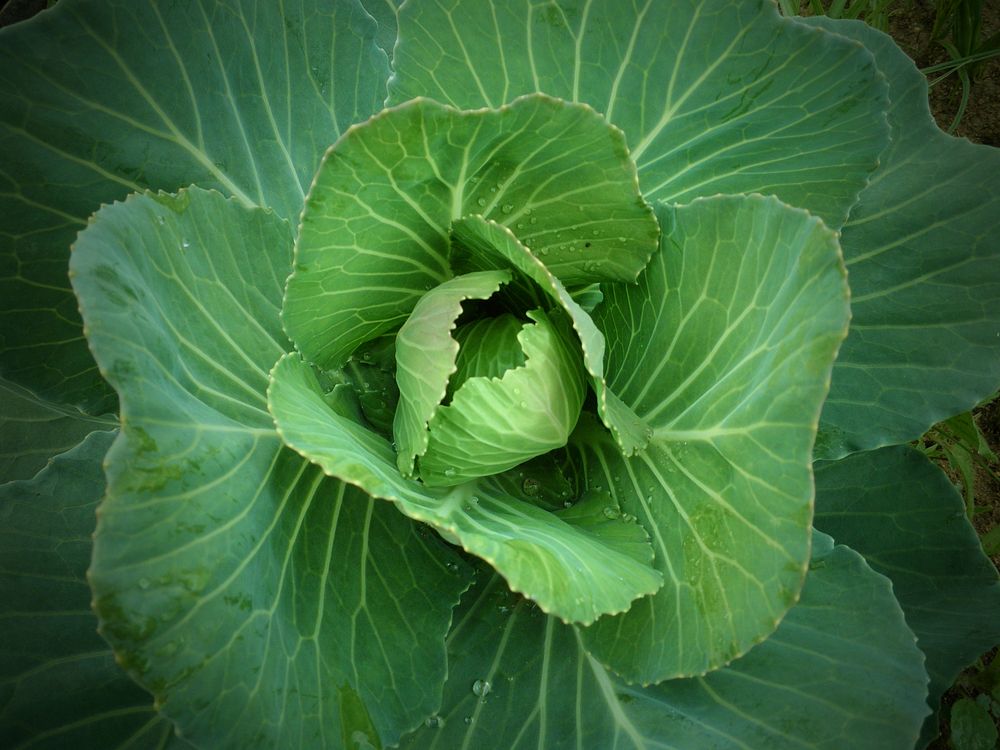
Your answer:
577;195;850;682
69;187;472;750
389;0;889;228
0;0;389;413
358;0;399;61
814;446;1000;748
268;352;662;625
0;430;192;750
400;535;929;750
282;94;658;370
798;19;1000;458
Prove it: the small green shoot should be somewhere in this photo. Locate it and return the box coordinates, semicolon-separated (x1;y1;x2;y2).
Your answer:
920;404;999;520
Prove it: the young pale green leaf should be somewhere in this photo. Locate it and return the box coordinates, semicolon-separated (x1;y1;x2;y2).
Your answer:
451;215;652;454
400;535;928;750
419;309;586;486
0;0;388;413
70;187;471;750
796;19;1000;458
0;430;193;750
268;352;662;624
0;377;116;482
814;446;1000;749
283;94;658;369
450;314;526;393
393;270;512;478
578;195;850;682
390;0;889;229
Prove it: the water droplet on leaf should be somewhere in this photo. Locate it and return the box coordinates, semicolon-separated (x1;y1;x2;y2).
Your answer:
472;679;491;698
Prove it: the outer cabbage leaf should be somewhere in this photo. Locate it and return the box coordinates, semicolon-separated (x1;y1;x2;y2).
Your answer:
0;430;192;750
578;195;850;682
282;94;658;370
800;19;1000;457
268;352;662;625
814;446;1000;748
400;534;928;750
389;0;888;228
359;0;399;61
69;187;471;749
0;0;389;412
0;377;115;482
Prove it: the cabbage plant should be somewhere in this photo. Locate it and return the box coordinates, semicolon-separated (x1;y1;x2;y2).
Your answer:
1;1;999;748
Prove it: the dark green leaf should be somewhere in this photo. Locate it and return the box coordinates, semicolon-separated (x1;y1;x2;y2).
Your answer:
401;534;929;750
0;0;389;411
949;698;998;750
814;446;1000;748
0;430;191;750
0;377;115;482
798;19;1000;457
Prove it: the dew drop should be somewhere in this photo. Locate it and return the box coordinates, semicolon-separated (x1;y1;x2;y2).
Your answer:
529;216;538;225
602;506;620;520
425;715;444;729
476;197;487;207
156;215;165;225
472;679;492;698
522;478;541;497
138;578;150;590
464;716;473;725
181;239;191;249
444;467;456;477
501;203;513;214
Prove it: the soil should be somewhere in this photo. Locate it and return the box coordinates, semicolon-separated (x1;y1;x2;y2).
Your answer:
889;0;1000;146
